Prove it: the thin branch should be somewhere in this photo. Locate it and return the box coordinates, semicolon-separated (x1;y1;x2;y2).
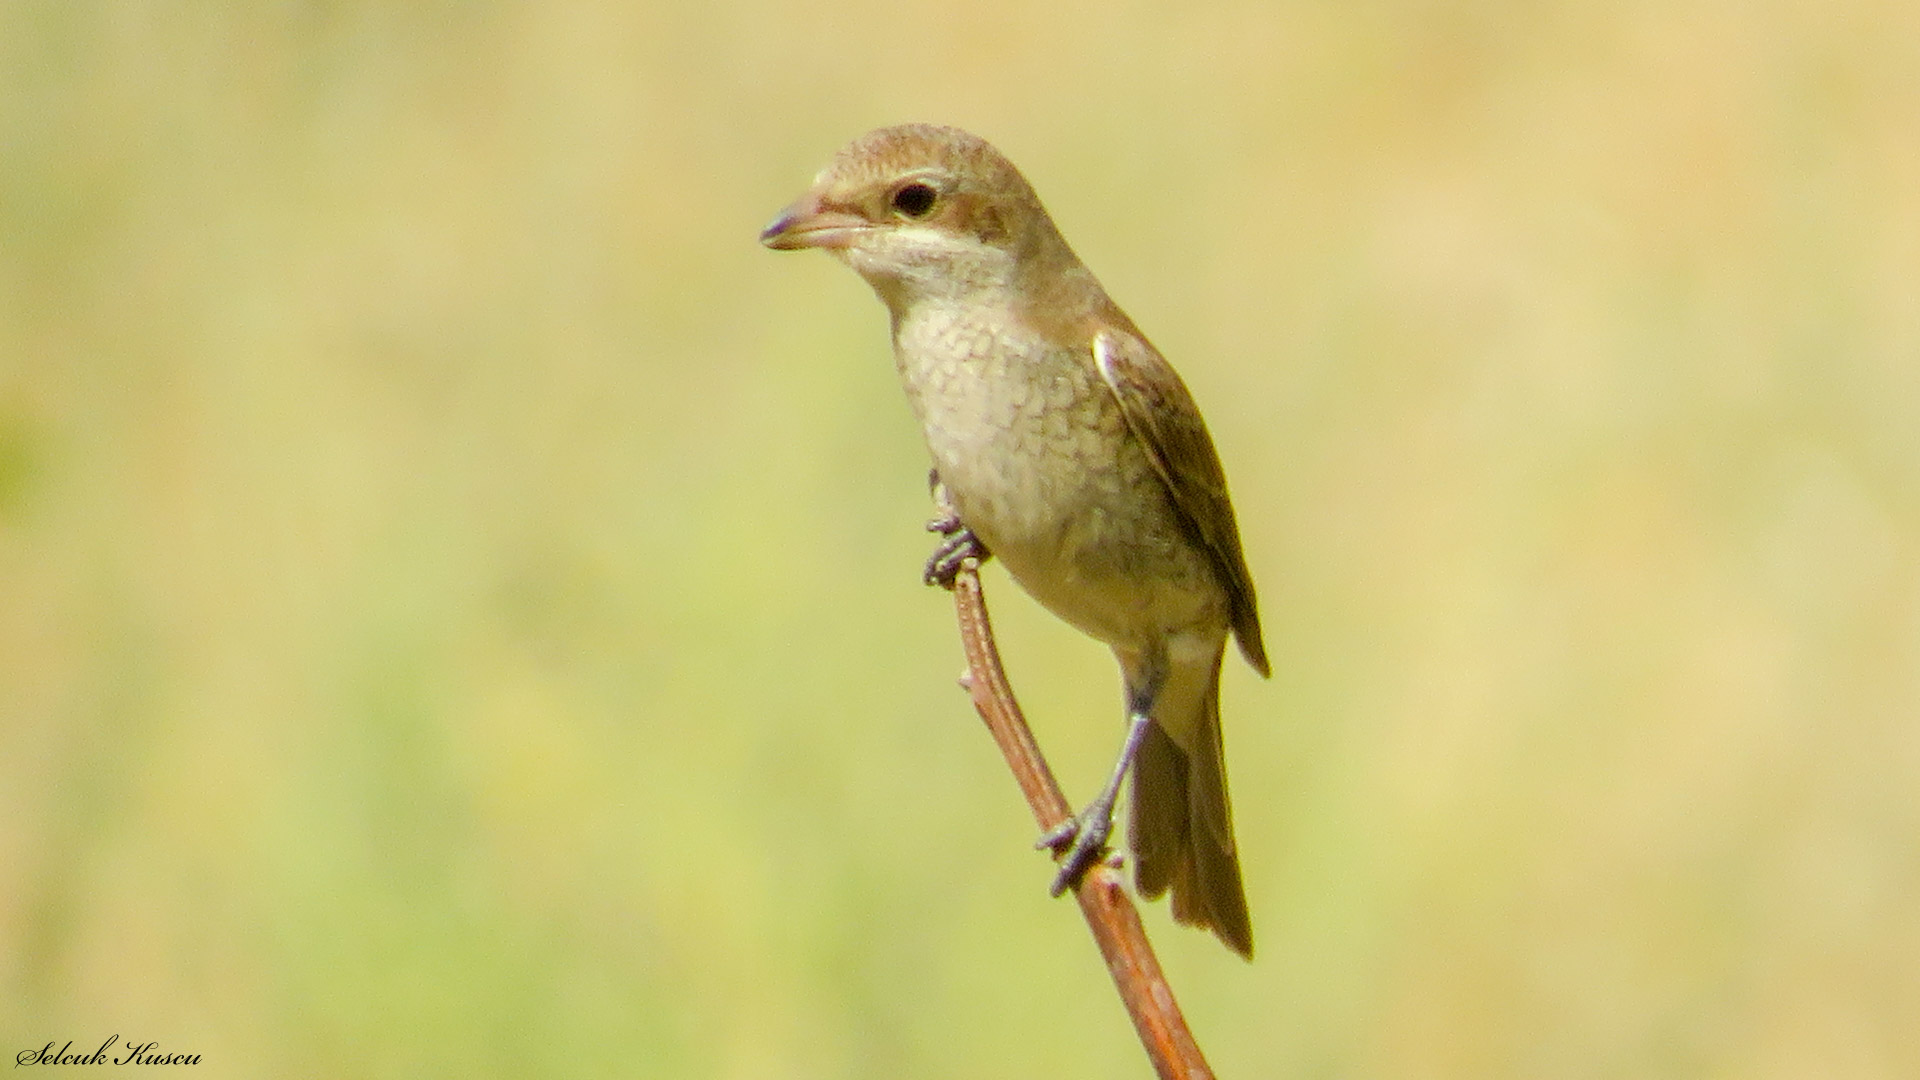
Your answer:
946;562;1216;1080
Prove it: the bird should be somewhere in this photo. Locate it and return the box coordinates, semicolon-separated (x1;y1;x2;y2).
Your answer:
760;124;1268;958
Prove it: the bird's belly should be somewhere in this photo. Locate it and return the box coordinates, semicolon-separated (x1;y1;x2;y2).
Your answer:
928;417;1224;651
894;309;1226;649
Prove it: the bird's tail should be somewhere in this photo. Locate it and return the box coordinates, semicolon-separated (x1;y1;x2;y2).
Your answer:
1128;652;1253;958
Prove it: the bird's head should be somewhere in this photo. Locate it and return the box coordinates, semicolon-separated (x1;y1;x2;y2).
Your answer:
760;124;1079;311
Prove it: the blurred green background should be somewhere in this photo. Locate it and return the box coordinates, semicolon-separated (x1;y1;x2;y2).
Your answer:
3;2;1916;1077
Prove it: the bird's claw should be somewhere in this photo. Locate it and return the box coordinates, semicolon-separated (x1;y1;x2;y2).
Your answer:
1037;807;1115;897
923;516;990;588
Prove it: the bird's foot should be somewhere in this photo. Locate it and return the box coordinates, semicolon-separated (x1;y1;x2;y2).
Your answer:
923;515;990;588
1036;798;1118;897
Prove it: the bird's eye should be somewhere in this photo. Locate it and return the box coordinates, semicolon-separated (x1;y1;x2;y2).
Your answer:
890;182;938;218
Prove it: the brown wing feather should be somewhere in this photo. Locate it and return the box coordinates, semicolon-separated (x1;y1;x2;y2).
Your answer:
1094;329;1269;676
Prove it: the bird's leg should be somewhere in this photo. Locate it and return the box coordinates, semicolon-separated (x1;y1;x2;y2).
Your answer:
1037;709;1156;895
923;470;990;588
1037;663;1165;896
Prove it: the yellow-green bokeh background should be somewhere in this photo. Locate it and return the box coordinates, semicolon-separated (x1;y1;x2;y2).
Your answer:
4;2;1916;1077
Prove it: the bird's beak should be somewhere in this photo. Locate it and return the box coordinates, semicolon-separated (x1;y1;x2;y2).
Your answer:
759;194;873;251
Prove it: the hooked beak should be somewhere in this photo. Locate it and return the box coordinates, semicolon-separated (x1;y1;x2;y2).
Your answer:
759;194;874;251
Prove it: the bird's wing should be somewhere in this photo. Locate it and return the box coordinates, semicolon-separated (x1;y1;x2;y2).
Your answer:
1093;329;1269;676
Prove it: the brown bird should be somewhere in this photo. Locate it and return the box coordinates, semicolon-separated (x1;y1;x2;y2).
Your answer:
761;124;1268;958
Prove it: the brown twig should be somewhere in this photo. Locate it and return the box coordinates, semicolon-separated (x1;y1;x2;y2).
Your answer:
946;561;1216;1080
